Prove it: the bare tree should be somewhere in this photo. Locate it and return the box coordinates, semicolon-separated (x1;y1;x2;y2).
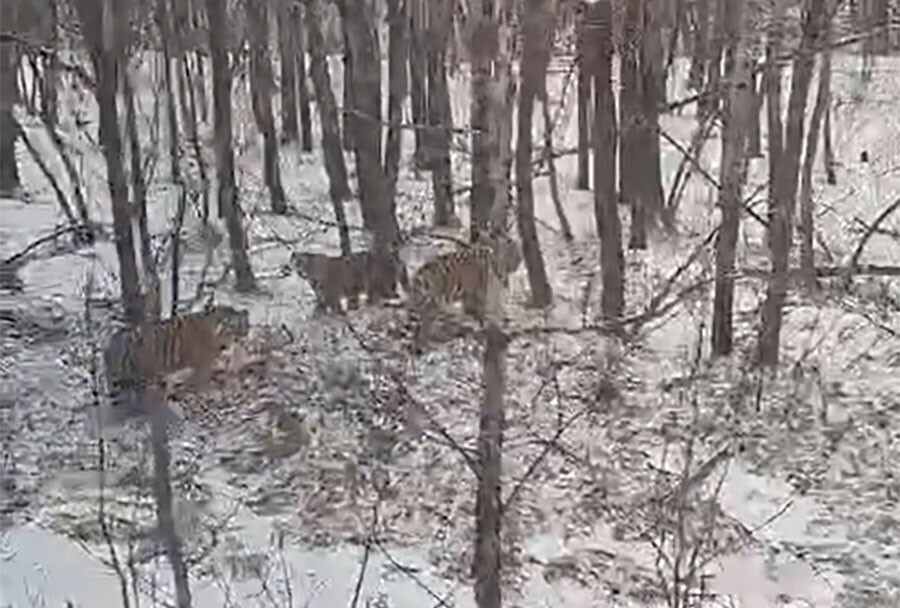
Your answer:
758;0;827;366
277;0;299;144
576;4;592;191
0;1;23;199
711;0;752;356
293;4;313;153
206;0;255;292
689;0;711;91
246;0;288;214
516;0;554;308
41;0;59;129
621;0;646;249
640;0;665;224
305;0;352;255
408;0;429;169
799;6;833;293
336;0;402;298
71;0;142;323
473;325;508;608
592;0;624;321
425;0;458;227
385;0;407;200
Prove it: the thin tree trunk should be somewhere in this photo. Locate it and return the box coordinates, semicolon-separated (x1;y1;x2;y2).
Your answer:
42;119;93;237
72;0;142;324
294;4;314;152
701;0;726;116
147;392;193;608
540;91;573;242
689;0;710;90
621;0;645;249
799;14;832;293
822;89;836;184
711;0;750;356
336;0;400;299
247;0;288;214
426;0;457;227
206;0;256;292
594;0;624;321
758;0;826;367
0;14;22;198
42;0;59;129
516;0;554;308
278;0;299;144
764;0;784;242
305;0;352;255
576;9;591;191
641;0;665;225
341;27;354;151
194;50;208;124
746;69;763;157
408;0;428;170
180;56;211;221
123;73;155;282
385;0;407;200
473;324;507;608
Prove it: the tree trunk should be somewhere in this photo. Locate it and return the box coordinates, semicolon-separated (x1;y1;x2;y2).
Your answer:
41;0;59;129
71;0;142;325
593;0;624;322
822;82;836;184
473;324;508;608
247;0;288;214
516;0;554;308
711;0;750;356
294;5;314;153
385;0;407;200
576;13;591;191
799;13;832;293
700;0;726;116
123;73;155;286
206;0;256;292
408;0;428;170
0;15;22;199
758;0;826;367
147;392;193;608
621;0;645;250
746;69;763;157
640;0;665;225
689;0;710;90
425;0;458;227
278;0;299;144
336;0;400;299
305;0;352;256
341;26;354;151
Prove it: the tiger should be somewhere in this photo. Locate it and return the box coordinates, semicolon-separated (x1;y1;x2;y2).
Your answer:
289;250;410;313
408;238;522;350
104;304;250;405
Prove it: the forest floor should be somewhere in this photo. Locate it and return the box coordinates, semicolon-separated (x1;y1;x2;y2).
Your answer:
1;53;898;607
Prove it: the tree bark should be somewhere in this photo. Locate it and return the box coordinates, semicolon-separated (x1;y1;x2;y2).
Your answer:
473;324;507;608
206;0;256;292
711;0;750;356
621;0;645;249
408;0;428;170
294;5;314;153
593;0;624;322
305;0;352;255
278;0;299;144
247;0;288;214
0;7;22;199
41;0;59;129
746;69;763;157
516;0;554;308
385;0;407;200
341;26;354;151
336;0;401;298
425;0;457;227
689;0;710;90
758;0;826;367
71;0;142;325
799;12;832;293
640;0;665;225
576;8;592;191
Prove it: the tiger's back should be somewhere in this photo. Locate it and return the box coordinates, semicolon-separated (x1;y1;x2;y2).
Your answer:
105;305;249;401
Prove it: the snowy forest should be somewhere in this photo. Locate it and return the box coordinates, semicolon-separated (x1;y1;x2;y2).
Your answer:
0;0;898;606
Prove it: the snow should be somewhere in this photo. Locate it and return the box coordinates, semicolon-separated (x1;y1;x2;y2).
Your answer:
2;46;898;608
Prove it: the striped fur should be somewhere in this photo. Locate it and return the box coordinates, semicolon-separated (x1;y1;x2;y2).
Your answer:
104;305;249;402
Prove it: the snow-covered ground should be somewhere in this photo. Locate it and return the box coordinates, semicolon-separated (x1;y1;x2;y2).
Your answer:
1;49;898;608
